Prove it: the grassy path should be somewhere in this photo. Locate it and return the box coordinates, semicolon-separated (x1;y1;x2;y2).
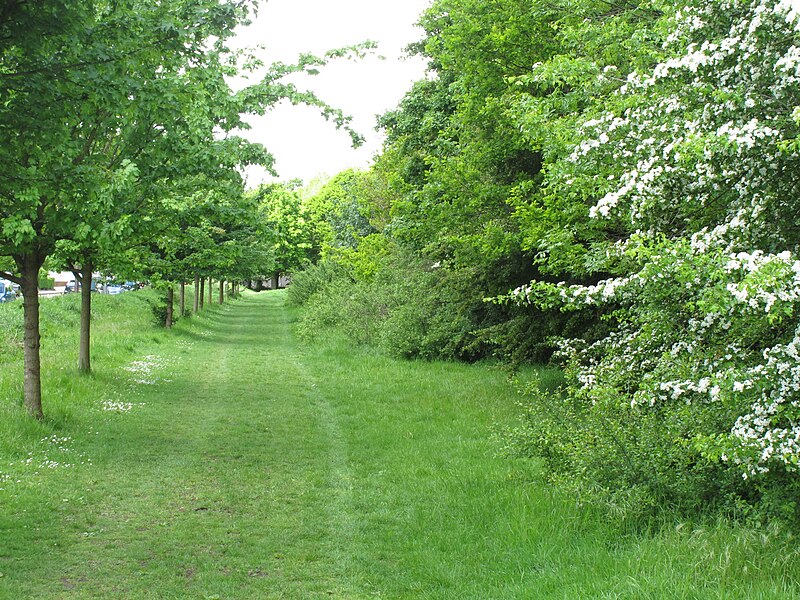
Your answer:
2;293;360;598
1;291;799;598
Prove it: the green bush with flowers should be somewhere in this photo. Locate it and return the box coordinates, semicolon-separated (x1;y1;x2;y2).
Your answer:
501;0;800;525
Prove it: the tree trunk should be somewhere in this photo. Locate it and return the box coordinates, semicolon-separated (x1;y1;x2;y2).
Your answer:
179;282;186;317
199;277;205;310
165;286;174;329
78;260;93;374
208;277;213;305
17;254;45;419
271;272;280;290
219;279;224;304
193;274;200;314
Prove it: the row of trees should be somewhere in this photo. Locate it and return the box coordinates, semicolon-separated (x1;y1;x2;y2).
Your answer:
0;0;361;420
288;0;800;524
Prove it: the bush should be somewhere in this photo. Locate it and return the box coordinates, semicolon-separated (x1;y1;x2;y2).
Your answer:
505;240;800;528
292;251;465;358
285;260;350;308
290;248;581;364
497;0;800;529
505;379;753;528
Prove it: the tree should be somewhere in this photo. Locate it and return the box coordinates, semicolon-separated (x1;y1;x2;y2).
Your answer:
302;171;377;257
0;0;368;418
0;0;201;417
245;182;313;290
338;0;664;363
506;0;800;518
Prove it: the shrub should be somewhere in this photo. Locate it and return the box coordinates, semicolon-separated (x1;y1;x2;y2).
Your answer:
285;260;350;307
291;247;580;364
504;240;800;528
505;378;752;527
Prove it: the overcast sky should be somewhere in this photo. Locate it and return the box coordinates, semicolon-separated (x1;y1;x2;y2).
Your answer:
232;0;432;186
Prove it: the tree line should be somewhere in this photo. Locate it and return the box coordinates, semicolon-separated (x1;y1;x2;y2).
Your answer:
288;0;800;525
0;0;362;420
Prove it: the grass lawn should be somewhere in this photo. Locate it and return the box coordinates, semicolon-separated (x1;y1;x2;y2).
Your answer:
0;289;798;598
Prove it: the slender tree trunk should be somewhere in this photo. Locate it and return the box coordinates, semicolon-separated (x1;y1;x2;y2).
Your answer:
17;254;45;419
208;277;213;305
165;286;174;329
219;279;224;304
179;282;186;317
199;277;205;309
193;274;200;314
78;260;93;374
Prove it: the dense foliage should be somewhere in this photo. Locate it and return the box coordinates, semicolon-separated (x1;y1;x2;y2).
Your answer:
503;0;800;524
291;0;800;525
4;0;798;526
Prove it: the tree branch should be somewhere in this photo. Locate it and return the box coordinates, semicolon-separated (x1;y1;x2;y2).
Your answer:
0;270;22;285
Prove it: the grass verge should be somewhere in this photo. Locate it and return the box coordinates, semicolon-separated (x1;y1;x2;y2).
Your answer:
0;290;797;598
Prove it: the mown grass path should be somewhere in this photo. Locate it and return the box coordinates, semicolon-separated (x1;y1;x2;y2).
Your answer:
2;291;799;599
3;292;361;598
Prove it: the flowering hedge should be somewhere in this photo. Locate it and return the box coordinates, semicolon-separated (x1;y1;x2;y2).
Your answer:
506;0;800;521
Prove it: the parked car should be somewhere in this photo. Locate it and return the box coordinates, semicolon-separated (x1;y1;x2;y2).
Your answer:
105;283;124;295
65;279;98;293
0;279;17;303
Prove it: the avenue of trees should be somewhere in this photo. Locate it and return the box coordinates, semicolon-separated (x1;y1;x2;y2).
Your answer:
288;0;800;525
0;0;363;420
4;0;800;527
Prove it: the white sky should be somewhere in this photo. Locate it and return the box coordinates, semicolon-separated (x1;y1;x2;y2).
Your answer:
232;0;432;186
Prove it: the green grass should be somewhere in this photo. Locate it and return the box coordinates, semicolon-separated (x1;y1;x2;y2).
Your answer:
0;290;798;598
